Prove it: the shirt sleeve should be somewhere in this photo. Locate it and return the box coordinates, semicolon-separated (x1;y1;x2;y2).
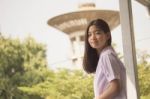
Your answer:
101;53;121;82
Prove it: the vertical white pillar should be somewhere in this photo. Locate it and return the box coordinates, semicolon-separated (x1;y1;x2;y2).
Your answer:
75;35;80;56
119;0;140;99
75;35;82;68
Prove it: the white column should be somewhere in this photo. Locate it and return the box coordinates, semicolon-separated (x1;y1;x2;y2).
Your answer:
75;35;82;68
119;0;140;99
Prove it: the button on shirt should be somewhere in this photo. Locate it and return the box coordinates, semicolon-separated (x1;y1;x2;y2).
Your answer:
94;46;127;99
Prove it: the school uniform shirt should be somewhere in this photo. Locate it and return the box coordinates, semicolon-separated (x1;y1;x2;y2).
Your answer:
94;46;127;99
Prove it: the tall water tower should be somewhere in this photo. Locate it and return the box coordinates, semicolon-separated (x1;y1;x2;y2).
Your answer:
47;2;120;68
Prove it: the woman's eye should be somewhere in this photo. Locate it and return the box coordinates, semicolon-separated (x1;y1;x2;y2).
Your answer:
95;31;102;34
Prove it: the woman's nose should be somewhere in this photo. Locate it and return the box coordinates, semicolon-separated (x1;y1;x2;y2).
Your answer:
91;33;96;39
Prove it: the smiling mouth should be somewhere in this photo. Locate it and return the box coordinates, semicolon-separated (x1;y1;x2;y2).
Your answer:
90;42;99;46
91;41;98;44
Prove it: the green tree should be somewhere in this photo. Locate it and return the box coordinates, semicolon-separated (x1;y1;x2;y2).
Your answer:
137;51;150;98
18;69;94;99
0;35;47;99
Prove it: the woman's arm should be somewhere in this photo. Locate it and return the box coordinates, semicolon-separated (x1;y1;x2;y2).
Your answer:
96;79;120;99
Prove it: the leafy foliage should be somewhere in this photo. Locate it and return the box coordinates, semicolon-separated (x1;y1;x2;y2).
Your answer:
0;35;47;99
19;69;94;99
137;51;150;97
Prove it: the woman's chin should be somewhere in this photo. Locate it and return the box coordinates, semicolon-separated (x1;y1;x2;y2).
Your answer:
91;45;99;49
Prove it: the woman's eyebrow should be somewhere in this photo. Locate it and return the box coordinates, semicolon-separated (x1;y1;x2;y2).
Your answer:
95;29;102;31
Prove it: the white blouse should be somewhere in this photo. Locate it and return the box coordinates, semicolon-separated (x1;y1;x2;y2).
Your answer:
94;46;127;99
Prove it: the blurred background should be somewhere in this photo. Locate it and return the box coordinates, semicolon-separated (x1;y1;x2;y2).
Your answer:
0;0;150;99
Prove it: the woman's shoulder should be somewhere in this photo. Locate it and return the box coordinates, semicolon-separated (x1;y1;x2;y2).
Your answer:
100;46;117;57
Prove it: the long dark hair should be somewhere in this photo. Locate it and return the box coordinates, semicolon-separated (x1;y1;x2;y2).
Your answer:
83;19;112;73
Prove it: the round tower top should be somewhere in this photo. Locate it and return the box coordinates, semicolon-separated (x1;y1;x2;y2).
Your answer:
78;2;96;10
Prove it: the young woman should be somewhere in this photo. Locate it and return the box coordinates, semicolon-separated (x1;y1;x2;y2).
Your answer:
83;19;127;99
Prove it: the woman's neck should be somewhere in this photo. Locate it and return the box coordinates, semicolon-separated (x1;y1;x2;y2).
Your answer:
96;45;110;56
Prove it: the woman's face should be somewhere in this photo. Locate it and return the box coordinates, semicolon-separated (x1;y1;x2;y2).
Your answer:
88;25;110;52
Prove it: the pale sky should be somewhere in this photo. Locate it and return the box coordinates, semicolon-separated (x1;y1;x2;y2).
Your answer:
0;0;150;69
